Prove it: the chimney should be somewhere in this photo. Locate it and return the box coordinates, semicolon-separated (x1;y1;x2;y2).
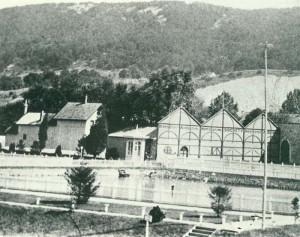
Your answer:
85;94;88;104
24;100;28;115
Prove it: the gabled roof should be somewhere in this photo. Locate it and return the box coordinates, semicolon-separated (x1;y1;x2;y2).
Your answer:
202;109;243;128
158;107;201;126
54;102;101;121
245;113;278;130
16;113;56;125
109;127;157;139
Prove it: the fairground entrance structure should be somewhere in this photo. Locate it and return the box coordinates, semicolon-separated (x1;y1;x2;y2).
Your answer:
156;107;285;163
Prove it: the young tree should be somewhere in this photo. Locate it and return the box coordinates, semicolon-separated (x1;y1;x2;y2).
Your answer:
209;185;232;217
64;166;100;204
38;113;48;150
208;91;239;118
84;109;108;158
281;89;300;113
55;145;62;157
30;141;41;155
16;139;25;153
292;197;299;223
243;108;263;126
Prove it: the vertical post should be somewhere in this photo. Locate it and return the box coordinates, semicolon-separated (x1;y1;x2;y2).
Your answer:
145;219;149;237
177;107;182;157
262;42;271;230
220;92;225;159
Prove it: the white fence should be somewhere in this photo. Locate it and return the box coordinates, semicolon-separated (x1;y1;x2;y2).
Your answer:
0;153;300;180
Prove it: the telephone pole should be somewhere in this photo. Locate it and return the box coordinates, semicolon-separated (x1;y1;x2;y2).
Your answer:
262;41;273;229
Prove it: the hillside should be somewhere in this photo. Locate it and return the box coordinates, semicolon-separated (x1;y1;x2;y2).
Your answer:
196;73;300;113
0;2;300;76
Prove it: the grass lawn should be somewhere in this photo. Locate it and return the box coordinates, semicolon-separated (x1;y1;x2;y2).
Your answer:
237;225;300;237
0;204;191;236
0;192;247;224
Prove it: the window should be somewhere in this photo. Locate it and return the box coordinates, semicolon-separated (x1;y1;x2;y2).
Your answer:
135;141;141;156
164;146;172;154
23;134;27;140
211;147;221;155
180;146;188;158
127;141;133;156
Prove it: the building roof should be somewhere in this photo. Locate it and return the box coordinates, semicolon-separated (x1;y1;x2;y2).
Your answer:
54;102;102;121
16;113;56;125
108;127;157;139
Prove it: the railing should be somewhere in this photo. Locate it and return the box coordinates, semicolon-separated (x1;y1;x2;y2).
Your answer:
1;153;300;180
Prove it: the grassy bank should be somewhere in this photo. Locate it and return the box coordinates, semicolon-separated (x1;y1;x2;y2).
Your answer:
0;192;248;224
0;204;191;236
237;225;300;237
161;169;300;191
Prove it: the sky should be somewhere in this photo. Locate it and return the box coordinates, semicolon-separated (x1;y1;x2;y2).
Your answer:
0;0;299;10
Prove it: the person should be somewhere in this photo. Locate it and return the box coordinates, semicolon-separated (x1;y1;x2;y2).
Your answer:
171;184;175;197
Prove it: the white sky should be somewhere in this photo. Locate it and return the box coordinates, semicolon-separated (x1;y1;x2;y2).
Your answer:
0;0;299;10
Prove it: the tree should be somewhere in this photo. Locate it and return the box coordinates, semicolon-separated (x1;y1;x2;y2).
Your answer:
16;139;25;153
64;166;100;204
38;113;48;150
292;197;299;223
30;141;41;155
105;147;119;160
243;108;263;126
55;145;62;157
208;92;239;118
209;185;232;217
84;109;108;158
281;89;300;113
149;206;165;223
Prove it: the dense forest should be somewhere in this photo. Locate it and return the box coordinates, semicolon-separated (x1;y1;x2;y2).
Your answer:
0;1;300;76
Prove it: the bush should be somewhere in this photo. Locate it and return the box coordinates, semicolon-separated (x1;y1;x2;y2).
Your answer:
30;141;41;155
64;166;99;204
105;147;119;160
149;206;165;223
9;143;16;153
16;139;25;153
209;185;232;217
55;145;62;157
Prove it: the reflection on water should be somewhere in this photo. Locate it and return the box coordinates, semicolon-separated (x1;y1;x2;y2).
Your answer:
0;168;299;213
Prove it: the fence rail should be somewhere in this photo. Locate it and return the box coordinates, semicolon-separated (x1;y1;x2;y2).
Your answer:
0;153;300;180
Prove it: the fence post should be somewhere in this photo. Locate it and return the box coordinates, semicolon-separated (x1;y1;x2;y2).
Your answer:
199;213;203;223
179;212;184;221
104;204;109;213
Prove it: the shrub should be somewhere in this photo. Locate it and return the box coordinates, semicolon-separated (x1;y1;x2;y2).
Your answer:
292;197;299;222
149;206;165;223
55;145;62;157
9;143;16;153
256;69;262;75
16;139;25;153
105;147;119;160
30;141;41;155
64;166;99;204
209;185;232;217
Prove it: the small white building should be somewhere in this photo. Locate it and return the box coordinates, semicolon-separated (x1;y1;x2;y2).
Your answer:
107;127;157;161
